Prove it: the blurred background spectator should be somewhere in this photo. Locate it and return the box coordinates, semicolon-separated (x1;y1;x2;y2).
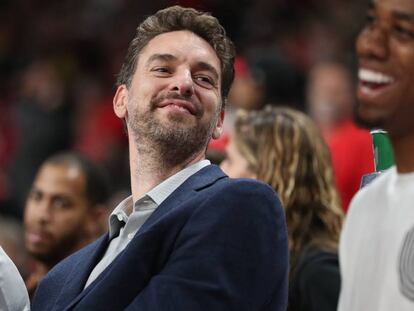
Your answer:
6;60;73;218
23;152;110;297
0;0;371;216
221;106;343;311
306;60;374;212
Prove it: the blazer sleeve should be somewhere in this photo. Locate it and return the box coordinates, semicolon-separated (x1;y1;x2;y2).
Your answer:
126;179;289;311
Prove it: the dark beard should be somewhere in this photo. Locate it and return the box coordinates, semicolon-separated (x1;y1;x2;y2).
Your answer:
128;94;219;168
28;233;88;268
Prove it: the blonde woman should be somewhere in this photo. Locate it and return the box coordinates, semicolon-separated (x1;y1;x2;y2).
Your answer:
221;106;343;311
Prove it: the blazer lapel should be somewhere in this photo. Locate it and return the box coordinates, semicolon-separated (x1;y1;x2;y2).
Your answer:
59;165;227;310
139;164;227;232
53;234;110;310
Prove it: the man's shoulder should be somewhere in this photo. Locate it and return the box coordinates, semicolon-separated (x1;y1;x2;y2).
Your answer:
191;176;285;228
348;167;395;213
193;165;280;204
209;170;276;193
0;247;30;311
208;176;281;205
341;168;395;245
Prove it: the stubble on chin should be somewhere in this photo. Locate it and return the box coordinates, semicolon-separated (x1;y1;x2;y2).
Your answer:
128;101;219;168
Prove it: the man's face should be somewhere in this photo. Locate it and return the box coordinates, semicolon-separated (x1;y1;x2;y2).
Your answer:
114;30;224;164
356;0;414;138
24;163;93;264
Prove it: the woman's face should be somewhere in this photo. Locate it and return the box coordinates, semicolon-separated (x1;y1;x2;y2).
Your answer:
220;136;256;179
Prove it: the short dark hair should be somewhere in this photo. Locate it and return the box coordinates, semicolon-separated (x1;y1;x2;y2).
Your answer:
44;152;110;207
116;5;235;107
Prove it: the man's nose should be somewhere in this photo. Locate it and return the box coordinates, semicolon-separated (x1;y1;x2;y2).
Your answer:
171;70;194;98
34;200;52;223
357;25;389;61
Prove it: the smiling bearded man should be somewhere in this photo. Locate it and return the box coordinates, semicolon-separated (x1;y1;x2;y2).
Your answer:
31;6;288;311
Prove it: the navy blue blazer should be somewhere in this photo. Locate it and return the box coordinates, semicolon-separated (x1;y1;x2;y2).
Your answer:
32;165;288;311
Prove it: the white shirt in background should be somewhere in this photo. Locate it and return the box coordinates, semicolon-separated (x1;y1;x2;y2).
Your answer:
338;167;414;311
0;247;30;311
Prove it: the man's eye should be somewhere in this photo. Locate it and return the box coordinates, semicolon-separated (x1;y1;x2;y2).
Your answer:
53;197;72;209
393;25;414;40
29;191;42;201
194;75;216;89
152;67;171;74
364;10;377;30
365;13;375;25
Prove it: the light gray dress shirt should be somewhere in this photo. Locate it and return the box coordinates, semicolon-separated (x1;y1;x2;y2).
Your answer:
0;247;30;311
84;160;210;289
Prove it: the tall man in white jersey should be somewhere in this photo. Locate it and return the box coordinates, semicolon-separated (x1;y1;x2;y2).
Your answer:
338;0;414;310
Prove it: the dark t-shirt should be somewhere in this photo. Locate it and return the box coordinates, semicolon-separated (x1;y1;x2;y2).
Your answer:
288;247;340;311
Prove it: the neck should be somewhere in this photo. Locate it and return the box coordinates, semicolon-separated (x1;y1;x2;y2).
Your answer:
128;135;205;202
390;133;414;173
32;260;50;277
26;261;50;296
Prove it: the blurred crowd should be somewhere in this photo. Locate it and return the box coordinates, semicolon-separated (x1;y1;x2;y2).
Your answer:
0;0;375;310
0;0;371;214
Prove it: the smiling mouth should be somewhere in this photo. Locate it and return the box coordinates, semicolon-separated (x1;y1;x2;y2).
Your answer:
158;99;198;116
358;68;395;93
166;103;192;114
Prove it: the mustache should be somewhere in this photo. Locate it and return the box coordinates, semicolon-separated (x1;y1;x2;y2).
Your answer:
150;93;202;117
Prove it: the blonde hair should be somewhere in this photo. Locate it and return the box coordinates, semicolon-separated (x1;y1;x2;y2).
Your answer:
234;106;343;267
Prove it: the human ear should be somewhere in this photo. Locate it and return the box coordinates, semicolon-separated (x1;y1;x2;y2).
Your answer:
212;108;225;139
113;85;128;119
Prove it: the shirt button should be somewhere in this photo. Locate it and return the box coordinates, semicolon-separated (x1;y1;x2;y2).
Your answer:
117;214;123;221
128;233;134;240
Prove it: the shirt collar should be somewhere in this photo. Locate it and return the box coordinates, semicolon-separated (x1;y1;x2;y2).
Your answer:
108;159;210;238
108;196;133;239
147;159;210;205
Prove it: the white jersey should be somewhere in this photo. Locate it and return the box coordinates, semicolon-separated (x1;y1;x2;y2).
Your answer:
0;247;30;311
338;167;414;311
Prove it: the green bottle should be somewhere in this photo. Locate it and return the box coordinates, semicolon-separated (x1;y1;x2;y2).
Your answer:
371;129;395;172
360;129;395;188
